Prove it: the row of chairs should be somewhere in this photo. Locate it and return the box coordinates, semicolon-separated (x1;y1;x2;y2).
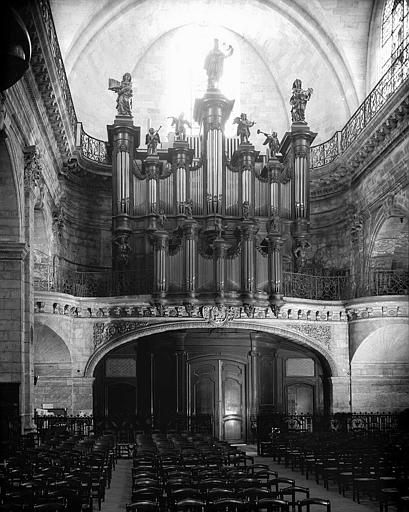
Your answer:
266;431;409;512
0;430;116;511
126;431;331;512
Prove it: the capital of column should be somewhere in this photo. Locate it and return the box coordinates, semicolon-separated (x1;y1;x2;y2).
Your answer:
239;220;258;241
152;231;169;251
23;145;42;193
213;237;228;259
183;218;198;239
231;144;259;172
168;142;194;171
193;90;235;131
267;234;284;252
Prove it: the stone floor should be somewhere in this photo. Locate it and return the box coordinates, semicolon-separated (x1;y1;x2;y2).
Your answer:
100;445;388;512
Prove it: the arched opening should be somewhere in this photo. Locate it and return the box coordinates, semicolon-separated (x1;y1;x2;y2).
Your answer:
92;328;332;441
33;324;73;414
351;324;409;412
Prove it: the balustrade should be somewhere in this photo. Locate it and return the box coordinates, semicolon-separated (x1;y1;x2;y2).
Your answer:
310;41;408;168
34;263;408;300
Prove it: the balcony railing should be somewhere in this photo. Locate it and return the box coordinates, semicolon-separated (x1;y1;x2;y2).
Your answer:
311;41;409;168
79;125;110;165
34;263;408;300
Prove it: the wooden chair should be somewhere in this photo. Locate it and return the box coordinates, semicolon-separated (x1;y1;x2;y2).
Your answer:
257;497;290;512
33;504;67;512
269;479;295;494
173;498;207;512
297;498;331;512
207;498;247;512
126;500;161;512
279;487;309;512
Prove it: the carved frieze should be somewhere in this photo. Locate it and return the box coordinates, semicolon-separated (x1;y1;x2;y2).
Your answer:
288;323;332;348
24;146;42;192
93;321;149;348
201;305;241;325
346;303;408;320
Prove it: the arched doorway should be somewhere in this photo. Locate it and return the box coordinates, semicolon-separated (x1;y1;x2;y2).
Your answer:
92;328;332;441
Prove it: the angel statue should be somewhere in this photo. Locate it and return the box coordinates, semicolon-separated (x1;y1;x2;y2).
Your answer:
204;39;233;90
145;126;162;156
167;113;192;141
257;129;280;159
233;113;255;144
108;73;133;116
290;79;313;123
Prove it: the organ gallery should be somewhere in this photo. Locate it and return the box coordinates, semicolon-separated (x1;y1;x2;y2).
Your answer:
0;0;408;449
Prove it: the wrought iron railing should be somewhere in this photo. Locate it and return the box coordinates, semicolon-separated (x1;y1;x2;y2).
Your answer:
79;125;110;165
367;269;409;296
311;42;409;168
34;263;152;296
34;263;408;300
283;271;351;300
256;412;400;438
37;0;77;134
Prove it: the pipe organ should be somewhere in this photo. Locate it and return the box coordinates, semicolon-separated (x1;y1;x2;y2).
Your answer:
108;76;316;309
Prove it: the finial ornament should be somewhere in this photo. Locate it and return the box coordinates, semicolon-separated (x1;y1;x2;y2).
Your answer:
204;39;233;90
108;72;133;116
233;113;255;144
290;79;313;123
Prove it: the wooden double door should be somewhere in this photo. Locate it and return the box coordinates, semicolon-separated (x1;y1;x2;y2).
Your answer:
189;358;247;443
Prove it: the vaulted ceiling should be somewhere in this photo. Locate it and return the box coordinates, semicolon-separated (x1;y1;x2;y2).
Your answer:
50;0;380;144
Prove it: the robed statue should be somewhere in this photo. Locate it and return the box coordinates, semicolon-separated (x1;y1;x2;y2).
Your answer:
257;129;280;159
145;126;161;156
204;39;233;89
108;72;133;116
290;79;313;123
233;113;255;144
168;113;192;141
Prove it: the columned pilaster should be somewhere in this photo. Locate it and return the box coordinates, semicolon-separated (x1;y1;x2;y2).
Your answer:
183;219;198;300
152;231;169;301
239;221;258;302
213;236;228;302
107;118;140;269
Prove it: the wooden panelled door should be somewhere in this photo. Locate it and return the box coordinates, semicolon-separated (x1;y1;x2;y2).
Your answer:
189;358;246;443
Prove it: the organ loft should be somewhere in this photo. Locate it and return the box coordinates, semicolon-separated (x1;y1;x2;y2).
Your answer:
0;0;408;450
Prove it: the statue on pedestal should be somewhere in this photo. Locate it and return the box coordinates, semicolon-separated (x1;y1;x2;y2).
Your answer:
257;129;280;159
204;39;233;89
234;113;255;144
145;126;161;156
290;79;313;123
168;113;192;141
108;73;133;116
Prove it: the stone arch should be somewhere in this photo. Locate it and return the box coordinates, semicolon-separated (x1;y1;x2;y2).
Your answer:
34;323;72;377
84;320;340;378
366;197;409;272
0;138;22;241
351;324;409;370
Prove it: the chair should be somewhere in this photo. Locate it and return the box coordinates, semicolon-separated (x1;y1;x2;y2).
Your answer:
269;479;295;494
173;498;207;512
297;499;331;512
206;489;236;502
33;504;67;512
279;487;310;512
126;500;161;512
257;498;290;512
0;505;24;512
207;498;247;512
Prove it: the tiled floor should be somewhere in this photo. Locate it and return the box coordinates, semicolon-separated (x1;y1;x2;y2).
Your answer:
100;445;387;512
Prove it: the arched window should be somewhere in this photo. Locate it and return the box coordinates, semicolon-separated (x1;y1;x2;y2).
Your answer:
381;0;408;71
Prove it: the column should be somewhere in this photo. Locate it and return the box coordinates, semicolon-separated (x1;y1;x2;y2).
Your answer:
23;146;42;431
239;221;258;302
183;219;198;300
107;119;140;269
194;91;234;216
268;235;285;313
152;231;169;301
213;236;228;302
168;142;194;215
